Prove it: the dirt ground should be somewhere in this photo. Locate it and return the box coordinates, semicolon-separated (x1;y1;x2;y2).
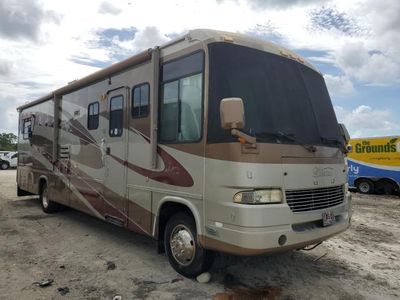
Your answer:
0;169;399;300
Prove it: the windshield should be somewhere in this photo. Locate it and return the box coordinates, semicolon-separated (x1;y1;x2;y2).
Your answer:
207;42;342;147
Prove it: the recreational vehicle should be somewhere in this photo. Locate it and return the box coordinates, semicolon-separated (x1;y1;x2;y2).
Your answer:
17;29;352;277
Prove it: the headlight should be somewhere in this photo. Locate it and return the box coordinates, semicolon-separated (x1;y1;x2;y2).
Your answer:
233;189;283;204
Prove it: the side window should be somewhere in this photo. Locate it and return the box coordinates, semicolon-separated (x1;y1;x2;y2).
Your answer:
22;118;32;139
132;83;150;118
109;95;123;137
87;102;99;130
160;51;204;143
160;81;179;141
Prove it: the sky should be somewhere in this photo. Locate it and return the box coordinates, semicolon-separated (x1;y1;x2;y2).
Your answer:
0;0;399;138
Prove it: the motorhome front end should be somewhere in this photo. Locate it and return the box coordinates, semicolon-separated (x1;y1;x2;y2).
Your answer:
200;42;352;255
17;29;351;278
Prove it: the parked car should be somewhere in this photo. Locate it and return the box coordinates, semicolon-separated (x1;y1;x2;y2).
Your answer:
0;151;18;170
0;151;10;160
0;151;10;170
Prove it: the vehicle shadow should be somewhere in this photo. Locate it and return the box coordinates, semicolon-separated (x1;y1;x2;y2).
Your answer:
9;196;155;250
209;248;367;299
11;196;366;299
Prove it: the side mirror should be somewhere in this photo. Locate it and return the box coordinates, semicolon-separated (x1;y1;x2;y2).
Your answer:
220;98;245;129
338;123;350;144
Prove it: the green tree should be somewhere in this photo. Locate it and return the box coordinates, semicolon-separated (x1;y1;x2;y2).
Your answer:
0;133;17;151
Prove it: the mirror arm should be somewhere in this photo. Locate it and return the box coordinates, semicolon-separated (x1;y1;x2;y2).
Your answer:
231;129;257;144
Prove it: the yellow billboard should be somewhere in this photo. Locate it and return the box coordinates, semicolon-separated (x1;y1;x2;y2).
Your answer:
348;136;400;167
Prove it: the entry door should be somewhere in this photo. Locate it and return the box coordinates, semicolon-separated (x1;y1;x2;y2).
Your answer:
103;87;129;226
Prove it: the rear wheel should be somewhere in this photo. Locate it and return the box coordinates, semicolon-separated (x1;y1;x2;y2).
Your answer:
164;213;214;278
1;161;9;170
40;182;60;213
383;182;395;195
356;179;374;194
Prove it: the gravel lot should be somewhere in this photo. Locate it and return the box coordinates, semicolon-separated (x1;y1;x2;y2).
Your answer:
0;169;399;299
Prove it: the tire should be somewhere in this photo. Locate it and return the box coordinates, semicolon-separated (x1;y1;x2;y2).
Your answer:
164;213;214;278
1;161;9;170
383;183;395;195
356;179;374;194
40;182;60;213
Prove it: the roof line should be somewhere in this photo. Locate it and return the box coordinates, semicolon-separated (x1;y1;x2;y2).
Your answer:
17;48;153;111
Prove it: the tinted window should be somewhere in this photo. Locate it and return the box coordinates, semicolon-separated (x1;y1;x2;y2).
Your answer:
300;65;340;141
160;81;179;142
208;43;341;147
159;52;204;143
109;95;123;137
87;102;99;130
132;83;150;118
22;118;32;139
162;51;203;82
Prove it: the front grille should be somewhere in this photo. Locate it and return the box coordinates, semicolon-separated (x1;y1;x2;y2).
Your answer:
286;185;344;212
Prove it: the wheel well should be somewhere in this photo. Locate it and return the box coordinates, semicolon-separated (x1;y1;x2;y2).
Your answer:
354;177;374;187
376;178;399;191
157;202;195;253
38;178;47;195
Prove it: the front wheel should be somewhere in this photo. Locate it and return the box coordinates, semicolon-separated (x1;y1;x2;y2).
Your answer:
356;179;374;194
164;213;214;278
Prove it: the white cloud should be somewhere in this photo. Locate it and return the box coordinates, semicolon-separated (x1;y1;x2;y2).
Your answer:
112;27;169;54
218;0;325;9
0;60;13;77
0;0;398;136
98;2;122;15
334;105;400;138
0;0;60;42
324;74;354;96
0;95;20;134
357;0;400;57
335;42;400;85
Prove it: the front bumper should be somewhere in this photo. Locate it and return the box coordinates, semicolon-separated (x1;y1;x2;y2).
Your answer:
200;192;352;255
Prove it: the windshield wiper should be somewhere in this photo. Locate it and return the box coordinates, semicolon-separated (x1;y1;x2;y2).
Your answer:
255;131;316;152
277;131;317;152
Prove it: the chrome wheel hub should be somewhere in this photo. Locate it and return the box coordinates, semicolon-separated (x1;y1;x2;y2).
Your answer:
359;182;369;193
170;225;195;266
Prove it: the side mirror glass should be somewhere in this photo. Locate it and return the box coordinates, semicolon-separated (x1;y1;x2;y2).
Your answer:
220;97;245;129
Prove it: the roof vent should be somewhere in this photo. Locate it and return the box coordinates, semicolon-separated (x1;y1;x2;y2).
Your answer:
221;35;234;42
